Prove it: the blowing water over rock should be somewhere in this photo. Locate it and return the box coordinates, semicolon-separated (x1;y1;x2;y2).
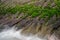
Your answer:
0;0;60;40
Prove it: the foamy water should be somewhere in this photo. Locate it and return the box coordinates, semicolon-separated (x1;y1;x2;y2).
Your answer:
0;27;47;40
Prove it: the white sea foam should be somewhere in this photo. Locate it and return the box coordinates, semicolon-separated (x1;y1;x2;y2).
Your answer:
0;26;47;40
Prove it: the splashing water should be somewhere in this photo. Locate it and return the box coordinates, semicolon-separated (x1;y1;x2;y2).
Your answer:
0;26;47;40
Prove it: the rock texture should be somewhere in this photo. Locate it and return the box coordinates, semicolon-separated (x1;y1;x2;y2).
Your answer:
0;0;60;40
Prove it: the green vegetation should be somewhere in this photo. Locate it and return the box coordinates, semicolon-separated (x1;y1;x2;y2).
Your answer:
0;0;60;19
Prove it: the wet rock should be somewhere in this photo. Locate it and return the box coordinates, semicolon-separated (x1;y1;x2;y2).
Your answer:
0;25;10;32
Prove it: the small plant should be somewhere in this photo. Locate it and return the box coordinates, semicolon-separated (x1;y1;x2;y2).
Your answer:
0;1;60;19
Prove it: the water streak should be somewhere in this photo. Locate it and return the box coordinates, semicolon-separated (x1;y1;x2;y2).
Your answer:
0;27;46;40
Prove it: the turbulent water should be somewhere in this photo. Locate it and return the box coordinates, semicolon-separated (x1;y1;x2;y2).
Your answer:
0;26;47;40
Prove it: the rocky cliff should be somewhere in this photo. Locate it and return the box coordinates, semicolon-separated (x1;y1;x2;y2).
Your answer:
0;0;60;40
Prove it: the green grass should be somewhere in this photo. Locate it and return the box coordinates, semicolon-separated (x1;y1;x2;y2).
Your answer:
0;0;60;19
